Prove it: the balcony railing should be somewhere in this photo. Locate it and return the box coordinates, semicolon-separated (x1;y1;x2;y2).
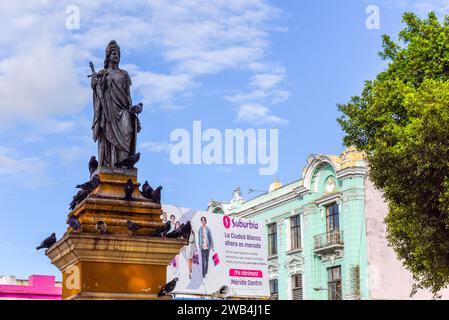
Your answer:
313;230;344;250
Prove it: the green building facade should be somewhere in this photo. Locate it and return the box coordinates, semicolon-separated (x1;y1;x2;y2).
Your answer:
207;148;444;300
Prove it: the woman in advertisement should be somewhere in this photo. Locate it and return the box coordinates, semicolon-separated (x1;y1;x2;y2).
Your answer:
183;228;198;279
198;216;214;279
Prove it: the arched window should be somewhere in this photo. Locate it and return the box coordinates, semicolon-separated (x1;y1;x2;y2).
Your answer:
212;207;224;215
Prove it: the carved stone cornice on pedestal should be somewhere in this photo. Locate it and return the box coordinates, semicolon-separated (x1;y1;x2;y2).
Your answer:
46;233;185;272
65;291;169;300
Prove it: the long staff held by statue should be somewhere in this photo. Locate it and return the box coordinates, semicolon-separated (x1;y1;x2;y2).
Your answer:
88;61;103;100
87;61;96;78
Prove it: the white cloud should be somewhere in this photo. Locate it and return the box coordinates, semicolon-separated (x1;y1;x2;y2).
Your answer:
131;69;192;110
236;104;287;125
22;135;45;144
383;0;449;16
225;66;289;122
250;71;285;90
0;0;286;127
226;90;269;103
40;119;79;134
0;146;49;188
0;42;89;125
53;146;93;166
412;1;449;15
139;141;173;154
226;88;290;105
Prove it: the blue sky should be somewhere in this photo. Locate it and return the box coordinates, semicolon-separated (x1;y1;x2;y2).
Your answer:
0;0;446;279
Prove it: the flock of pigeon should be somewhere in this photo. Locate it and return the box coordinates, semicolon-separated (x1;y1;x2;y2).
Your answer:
35;154;191;296
124;179;163;203
36;153;168;248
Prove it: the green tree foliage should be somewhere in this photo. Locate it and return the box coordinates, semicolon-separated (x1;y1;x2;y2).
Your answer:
337;12;449;296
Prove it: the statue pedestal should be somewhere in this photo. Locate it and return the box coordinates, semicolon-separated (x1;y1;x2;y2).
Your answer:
46;171;184;300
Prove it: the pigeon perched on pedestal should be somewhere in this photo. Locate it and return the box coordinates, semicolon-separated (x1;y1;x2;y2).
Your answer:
141;181;153;199
36;233;57;250
69;189;90;210
76;174;100;192
70;175;100;211
68;217;81;232
127;220;141;234
89;156;98;175
151;186;163;204
166;224;181;238
115;152;140;169
219;285;229;295
124;179;135;201
181;221;192;239
95;221;107;234
166;221;191;239
149;220;171;237
166;226;182;239
157;278;178;297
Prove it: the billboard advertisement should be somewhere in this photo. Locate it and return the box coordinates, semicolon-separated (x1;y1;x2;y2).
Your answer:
162;205;269;298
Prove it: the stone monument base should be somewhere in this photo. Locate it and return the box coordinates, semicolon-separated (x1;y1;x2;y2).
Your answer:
47;170;185;299
47;233;182;299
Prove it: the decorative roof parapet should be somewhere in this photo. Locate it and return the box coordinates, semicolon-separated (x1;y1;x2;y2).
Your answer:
208;147;368;218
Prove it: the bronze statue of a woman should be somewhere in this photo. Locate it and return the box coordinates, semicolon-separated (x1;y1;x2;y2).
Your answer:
90;40;142;169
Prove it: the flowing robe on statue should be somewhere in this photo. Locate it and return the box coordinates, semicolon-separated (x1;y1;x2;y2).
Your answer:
92;68;137;168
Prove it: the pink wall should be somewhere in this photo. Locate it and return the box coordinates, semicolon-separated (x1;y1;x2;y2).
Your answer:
0;275;61;300
364;179;449;299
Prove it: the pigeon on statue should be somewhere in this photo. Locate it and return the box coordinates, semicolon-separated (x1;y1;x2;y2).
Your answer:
124;179;135;201
36;233;57;250
181;221;192;239
166;224;183;238
68;217;81;232
95;221;107;234
160;220;172;237
130;103;143;114
115;152;140;169
151;186;163;204
127;220;141;234
166;221;191;239
149;220;171;237
69;189;90;210
76;174;100;192
89;156;98;175
141;180;153;199
157;278;178;297
70;175;100;210
130;103;143;133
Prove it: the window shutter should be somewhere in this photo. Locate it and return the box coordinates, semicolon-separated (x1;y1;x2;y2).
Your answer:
292;274;303;300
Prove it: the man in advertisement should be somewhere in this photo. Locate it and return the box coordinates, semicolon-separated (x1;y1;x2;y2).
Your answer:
198;216;214;279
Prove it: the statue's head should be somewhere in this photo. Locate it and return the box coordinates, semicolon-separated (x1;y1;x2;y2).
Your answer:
104;40;121;69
